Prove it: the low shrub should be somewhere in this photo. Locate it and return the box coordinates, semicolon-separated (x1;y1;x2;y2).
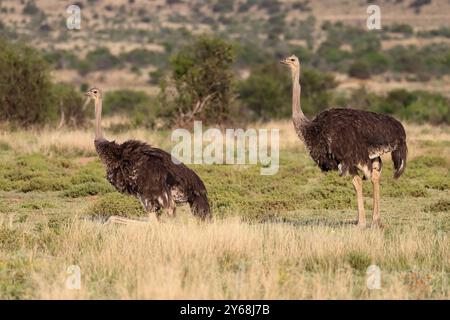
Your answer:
86;193;146;218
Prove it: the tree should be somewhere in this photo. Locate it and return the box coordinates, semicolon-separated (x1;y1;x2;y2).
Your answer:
0;38;55;126
0;39;87;127
163;37;236;127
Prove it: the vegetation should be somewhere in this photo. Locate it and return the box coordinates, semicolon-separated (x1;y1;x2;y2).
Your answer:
0;122;448;299
0;0;449;301
0;39;55;126
0;39;87;127
342;88;450;125
159;36;236;127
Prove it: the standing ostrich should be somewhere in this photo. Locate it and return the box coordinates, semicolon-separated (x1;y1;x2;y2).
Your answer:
84;88;211;224
280;55;407;228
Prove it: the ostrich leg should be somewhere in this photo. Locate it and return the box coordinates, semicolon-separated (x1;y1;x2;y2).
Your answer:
164;197;176;218
105;197;160;225
105;216;146;225
371;160;382;228
352;175;366;228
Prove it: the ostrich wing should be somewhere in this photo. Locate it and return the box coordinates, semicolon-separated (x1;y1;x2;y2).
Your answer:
308;108;406;170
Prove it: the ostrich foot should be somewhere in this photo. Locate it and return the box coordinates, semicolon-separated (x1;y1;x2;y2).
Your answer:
105;215;155;225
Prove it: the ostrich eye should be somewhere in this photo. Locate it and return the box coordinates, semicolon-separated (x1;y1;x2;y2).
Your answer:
290;59;295;61
93;90;97;94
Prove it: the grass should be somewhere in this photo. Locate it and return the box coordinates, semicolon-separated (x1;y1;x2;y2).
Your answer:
0;120;449;299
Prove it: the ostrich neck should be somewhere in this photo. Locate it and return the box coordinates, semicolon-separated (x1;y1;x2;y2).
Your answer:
95;98;104;141
292;68;309;133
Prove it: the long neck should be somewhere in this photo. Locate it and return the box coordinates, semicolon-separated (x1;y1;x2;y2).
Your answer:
94;98;104;140
291;68;309;131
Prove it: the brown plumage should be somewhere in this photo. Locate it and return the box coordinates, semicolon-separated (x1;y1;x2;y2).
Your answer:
300;108;407;179
281;55;407;228
85;88;211;223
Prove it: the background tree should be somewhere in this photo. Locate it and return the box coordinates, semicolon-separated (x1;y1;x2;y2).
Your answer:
0;38;87;127
161;36;236;127
0;38;55;126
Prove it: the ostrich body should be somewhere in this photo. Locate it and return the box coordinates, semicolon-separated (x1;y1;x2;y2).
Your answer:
281;55;407;227
85;88;211;224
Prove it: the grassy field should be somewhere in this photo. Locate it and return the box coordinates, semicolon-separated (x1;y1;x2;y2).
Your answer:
0;121;449;299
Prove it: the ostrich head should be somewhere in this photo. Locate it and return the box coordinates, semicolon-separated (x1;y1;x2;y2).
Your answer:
280;55;300;75
85;87;102;101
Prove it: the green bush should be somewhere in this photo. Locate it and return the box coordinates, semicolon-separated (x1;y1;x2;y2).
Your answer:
119;49;165;68
386;24;414;36
103;90;151;115
343;88;450;125
43;49;80;70
212;1;234;13
0;38;56;126
86;193;146;219
418;27;450;38
102;89;156;127
84;47;120;71
348;60;371;79
238;63;290;120
23;1;40;15
403;92;450;124
52;83;88;128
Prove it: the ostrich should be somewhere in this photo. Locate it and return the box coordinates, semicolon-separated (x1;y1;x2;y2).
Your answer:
280;55;407;228
84;88;211;224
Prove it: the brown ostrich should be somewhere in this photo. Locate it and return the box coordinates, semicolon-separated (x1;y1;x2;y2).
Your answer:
84;88;211;224
280;55;407;228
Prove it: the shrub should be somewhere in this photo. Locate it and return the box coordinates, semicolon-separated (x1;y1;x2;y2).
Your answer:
103;90;151;115
343;88;450;125
148;69;165;85
349;60;371;79
120;49;165;68
86;193;146;219
386;24;414;36
0;39;56;126
102;89;156;127
238;63;290;120
403;92;450;124
258;0;281;14
23;1;40;15
418;27;450;38
52;83;88;128
43;49;80;70
85;47;120;71
212;1;234;13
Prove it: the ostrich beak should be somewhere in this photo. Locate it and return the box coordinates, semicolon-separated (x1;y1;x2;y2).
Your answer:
280;59;289;65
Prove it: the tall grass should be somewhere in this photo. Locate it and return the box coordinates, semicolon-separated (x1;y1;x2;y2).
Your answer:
16;218;449;299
